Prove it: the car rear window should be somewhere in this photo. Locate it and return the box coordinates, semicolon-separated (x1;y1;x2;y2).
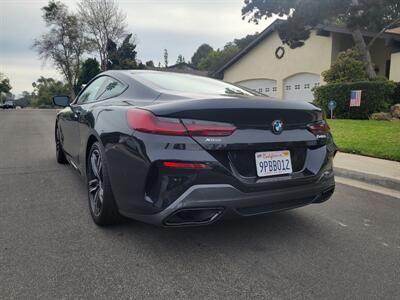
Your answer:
134;72;256;96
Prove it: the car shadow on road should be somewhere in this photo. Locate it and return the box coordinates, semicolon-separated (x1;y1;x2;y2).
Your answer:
98;209;328;256
65;163;330;254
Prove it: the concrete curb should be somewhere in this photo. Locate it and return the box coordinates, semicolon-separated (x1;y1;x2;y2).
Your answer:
334;167;400;192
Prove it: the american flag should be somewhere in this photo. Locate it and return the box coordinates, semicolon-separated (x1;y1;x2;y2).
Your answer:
350;90;362;107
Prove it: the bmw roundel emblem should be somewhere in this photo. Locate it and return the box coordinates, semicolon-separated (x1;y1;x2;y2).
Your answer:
271;120;284;134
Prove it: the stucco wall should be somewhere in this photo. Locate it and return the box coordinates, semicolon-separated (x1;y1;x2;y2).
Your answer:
331;32;353;63
390;52;400;82
223;31;333;98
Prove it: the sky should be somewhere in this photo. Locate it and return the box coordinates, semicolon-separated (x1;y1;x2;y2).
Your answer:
0;0;273;95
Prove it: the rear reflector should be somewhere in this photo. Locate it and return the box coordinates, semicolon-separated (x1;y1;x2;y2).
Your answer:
127;109;236;137
163;162;210;169
307;121;330;135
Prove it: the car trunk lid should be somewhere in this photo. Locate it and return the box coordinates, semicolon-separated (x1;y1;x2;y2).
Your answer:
144;96;326;180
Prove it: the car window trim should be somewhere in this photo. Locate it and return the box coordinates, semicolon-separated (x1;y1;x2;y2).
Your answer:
73;74;128;105
95;77;127;102
93;76;112;101
75;75;108;105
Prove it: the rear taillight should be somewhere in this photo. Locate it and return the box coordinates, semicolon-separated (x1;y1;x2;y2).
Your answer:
127;109;236;137
127;109;187;136
307;121;330;135
181;119;236;136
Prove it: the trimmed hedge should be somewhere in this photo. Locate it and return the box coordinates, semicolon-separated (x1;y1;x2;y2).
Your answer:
389;82;400;105
313;80;396;119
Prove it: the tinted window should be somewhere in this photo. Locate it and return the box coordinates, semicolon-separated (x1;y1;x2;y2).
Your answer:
135;72;256;96
97;77;126;100
77;76;108;104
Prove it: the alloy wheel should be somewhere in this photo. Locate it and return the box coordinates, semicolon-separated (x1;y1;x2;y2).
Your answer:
88;149;104;217
56;127;61;154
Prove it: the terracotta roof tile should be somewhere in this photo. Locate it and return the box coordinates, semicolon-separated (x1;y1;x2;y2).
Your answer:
386;27;400;35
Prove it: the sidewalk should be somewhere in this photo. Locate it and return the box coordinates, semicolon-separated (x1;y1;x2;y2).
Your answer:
334;152;400;191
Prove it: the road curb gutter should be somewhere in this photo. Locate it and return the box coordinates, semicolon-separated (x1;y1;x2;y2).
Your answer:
334;167;400;192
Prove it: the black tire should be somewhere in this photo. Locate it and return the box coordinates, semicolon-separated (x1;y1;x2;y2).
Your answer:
55;125;68;164
87;142;125;226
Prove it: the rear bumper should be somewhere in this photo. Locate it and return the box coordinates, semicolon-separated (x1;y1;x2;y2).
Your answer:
120;171;335;226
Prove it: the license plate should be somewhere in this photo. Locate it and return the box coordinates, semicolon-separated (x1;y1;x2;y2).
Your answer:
255;150;293;177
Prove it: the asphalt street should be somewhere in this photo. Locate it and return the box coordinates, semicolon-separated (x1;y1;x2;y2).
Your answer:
1;109;399;299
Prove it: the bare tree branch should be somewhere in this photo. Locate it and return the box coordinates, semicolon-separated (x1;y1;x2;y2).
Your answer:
368;16;400;49
33;1;89;97
78;0;127;70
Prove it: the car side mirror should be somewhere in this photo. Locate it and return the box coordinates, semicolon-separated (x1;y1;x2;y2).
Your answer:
53;95;70;107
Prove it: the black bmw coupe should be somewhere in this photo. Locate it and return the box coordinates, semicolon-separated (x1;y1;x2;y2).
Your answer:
53;70;336;226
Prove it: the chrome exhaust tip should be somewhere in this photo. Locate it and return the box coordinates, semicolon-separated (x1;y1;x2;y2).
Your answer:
164;208;224;226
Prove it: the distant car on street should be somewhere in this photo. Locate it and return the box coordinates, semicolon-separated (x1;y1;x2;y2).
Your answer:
2;101;15;109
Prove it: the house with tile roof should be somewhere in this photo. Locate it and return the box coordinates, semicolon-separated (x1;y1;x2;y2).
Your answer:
216;21;400;102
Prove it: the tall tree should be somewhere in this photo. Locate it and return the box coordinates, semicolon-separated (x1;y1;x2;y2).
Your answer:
234;33;259;50
31;77;69;107
78;58;101;87
242;0;400;79
106;39;119;69
164;49;169;68
198;43;240;77
116;34;138;69
0;73;12;94
191;44;213;68
0;73;12;103
176;54;185;64
33;1;87;97
78;0;127;71
145;60;155;68
107;34;138;69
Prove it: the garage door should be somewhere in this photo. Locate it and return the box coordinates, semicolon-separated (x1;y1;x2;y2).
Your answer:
236;79;277;97
283;73;320;102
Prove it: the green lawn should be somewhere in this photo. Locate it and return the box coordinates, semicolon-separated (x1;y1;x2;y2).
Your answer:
328;119;400;161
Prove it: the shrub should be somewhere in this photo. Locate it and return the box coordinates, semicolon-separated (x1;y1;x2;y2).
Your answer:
313;80;396;119
389;82;400;105
322;48;368;83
